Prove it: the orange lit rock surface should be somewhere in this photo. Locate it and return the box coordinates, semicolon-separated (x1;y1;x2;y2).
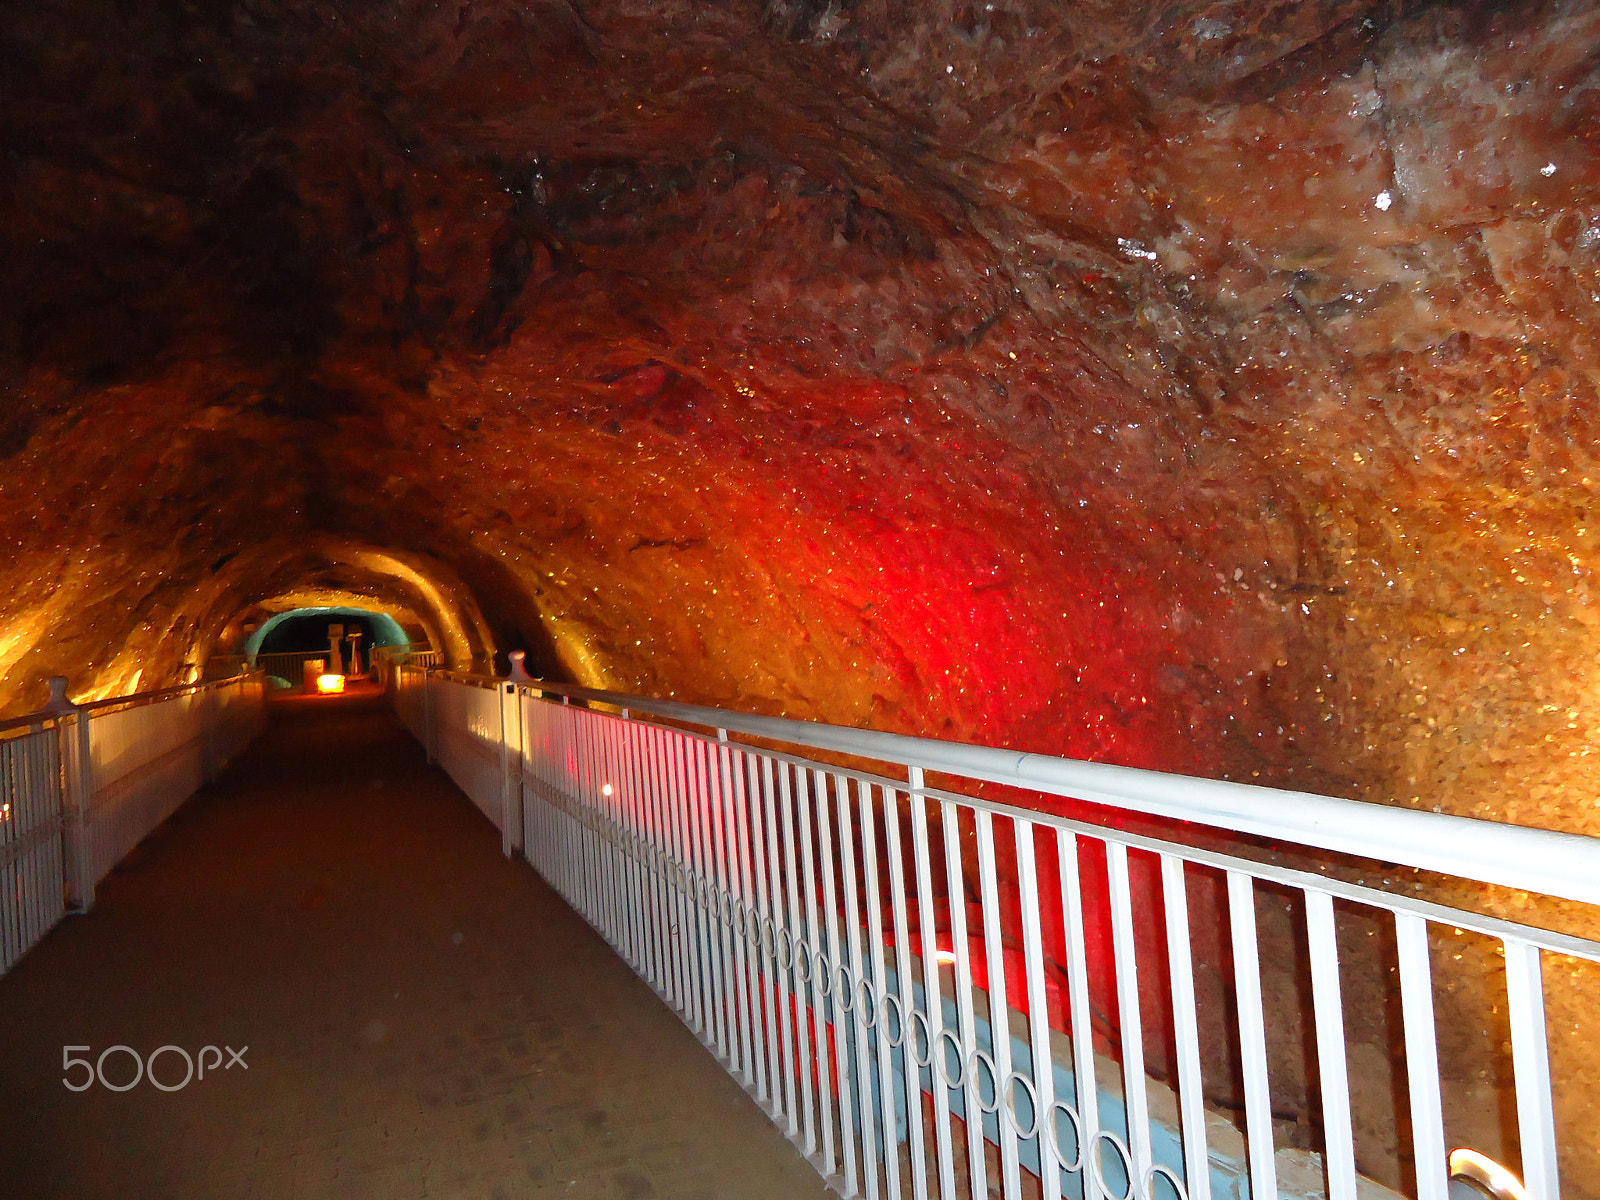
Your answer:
4;0;1600;1185
5;0;1600;811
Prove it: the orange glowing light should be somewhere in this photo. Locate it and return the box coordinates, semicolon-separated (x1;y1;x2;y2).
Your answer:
1449;1149;1528;1200
316;674;346;694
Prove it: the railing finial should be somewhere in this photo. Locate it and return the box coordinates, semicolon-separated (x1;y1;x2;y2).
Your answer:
43;676;78;715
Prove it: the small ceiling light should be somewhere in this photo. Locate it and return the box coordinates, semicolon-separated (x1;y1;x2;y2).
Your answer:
317;674;346;694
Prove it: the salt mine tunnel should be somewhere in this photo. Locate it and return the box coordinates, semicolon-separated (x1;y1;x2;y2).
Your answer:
3;0;1600;1197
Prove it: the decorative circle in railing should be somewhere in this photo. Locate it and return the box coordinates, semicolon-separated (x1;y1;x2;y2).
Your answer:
1003;1069;1041;1139
811;949;832;996
1144;1162;1190;1200
1048;1099;1085;1172
907;1010;934;1068
969;1049;1001;1114
1090;1130;1137;1200
935;1029;966;1088
855;977;878;1028
833;964;855;1011
879;992;906;1047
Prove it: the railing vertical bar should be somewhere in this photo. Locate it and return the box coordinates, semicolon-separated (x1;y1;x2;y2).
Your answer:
976;808;1022;1199
732;748;770;1100
943;800;987;1200
1228;870;1279;1200
758;753;797;1134
816;767;860;1196
623;718;656;986
1058;829;1101;1191
694;735;731;1063
882;783;930;1200
1160;853;1212;1200
1014;818;1060;1200
721;740;757;1086
778;759;817;1154
1303;888;1356;1200
1394;911;1448;1200
632;720;664;999
837;773;882;1200
599;715;628;962
909;769;958;1200
1503;938;1559;1200
675;730;712;1040
796;763;839;1176
859;781;904;1200
1108;842;1153;1188
652;724;686;1016
665;726;697;1026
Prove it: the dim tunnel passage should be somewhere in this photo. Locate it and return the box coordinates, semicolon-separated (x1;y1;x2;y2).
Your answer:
0;689;834;1200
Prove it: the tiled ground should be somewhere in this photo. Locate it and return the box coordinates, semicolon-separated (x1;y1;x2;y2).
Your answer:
0;690;833;1200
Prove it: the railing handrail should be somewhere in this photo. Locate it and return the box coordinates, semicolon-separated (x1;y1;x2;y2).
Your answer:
414;666;1600;909
76;672;261;715
0;672;263;732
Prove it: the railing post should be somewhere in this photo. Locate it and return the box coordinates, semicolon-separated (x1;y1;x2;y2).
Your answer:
44;678;95;914
499;682;524;859
201;683;219;782
423;669;436;765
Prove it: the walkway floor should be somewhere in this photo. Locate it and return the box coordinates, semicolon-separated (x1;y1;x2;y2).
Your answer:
0;690;834;1200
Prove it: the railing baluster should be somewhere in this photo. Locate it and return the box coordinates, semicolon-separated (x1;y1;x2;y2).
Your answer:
976;809;1022;1199
1107;842;1153;1194
732;748;769;1100
1228;870;1279;1200
909;771;958;1200
883;784;930;1200
942;801;986;1200
1304;888;1355;1200
1396;912;1447;1200
1503;938;1559;1200
777;760;816;1154
838;773;882;1200
816;767;860;1196
1015;818;1059;1200
860;781;904;1200
1161;853;1211;1200
759;753;799;1137
796;763;839;1177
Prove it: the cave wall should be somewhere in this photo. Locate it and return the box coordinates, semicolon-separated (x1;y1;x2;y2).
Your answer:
2;0;1598;838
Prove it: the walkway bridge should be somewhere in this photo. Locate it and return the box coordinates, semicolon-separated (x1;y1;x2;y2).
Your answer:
2;665;1597;1200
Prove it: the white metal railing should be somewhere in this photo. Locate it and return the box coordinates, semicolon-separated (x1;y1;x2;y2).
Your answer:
395;666;1600;1200
0;673;266;973
0;719;65;974
251;650;334;682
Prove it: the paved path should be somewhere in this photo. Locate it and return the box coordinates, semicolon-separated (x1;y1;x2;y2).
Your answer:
0;691;834;1200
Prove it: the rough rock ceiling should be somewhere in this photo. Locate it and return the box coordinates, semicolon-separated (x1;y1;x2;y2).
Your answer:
3;0;1599;835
